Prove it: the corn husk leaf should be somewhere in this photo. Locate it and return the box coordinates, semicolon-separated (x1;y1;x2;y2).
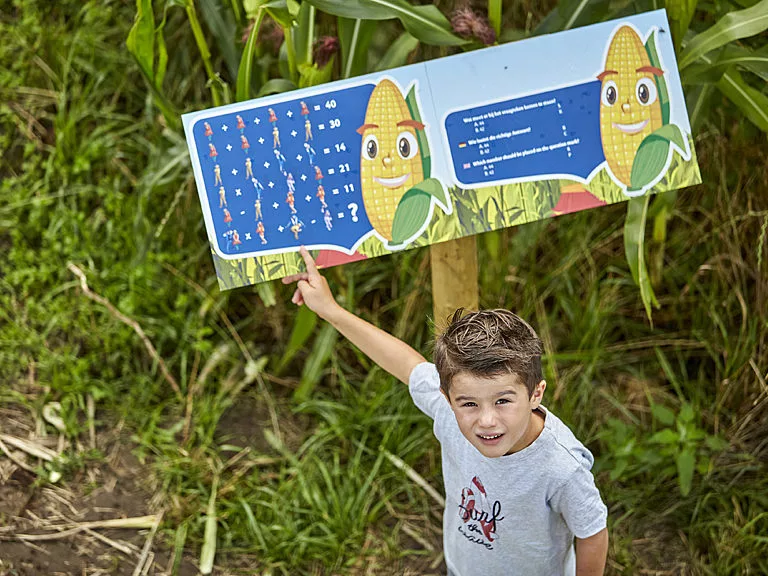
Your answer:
629;124;687;193
390;189;431;245
405;85;430;177
644;30;670;125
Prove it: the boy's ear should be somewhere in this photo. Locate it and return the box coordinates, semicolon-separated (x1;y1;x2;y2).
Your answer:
530;379;546;408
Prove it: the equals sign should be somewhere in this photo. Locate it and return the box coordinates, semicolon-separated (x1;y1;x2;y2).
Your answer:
240;211;246;215
323;148;330;154
318;123;325;130
332;188;339;195
327;168;335;174
313;105;321;111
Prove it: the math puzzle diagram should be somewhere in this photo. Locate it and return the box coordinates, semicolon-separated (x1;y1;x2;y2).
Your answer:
192;84;376;257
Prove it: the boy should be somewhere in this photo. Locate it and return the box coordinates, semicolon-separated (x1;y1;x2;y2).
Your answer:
283;247;609;575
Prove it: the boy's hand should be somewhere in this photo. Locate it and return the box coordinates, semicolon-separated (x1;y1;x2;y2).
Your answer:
282;247;340;320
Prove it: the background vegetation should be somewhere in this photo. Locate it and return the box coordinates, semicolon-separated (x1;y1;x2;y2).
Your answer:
1;0;767;574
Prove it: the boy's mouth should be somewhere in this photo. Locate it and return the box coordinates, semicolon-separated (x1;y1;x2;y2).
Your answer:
477;433;504;445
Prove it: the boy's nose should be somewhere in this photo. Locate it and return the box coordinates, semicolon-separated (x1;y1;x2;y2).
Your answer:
478;408;497;428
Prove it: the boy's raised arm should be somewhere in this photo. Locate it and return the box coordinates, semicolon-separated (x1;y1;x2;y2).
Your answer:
282;247;427;385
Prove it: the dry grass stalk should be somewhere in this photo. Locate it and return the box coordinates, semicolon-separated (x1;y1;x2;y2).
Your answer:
10;515;159;541
381;449;445;507
67;263;182;401
0;433;58;462
132;510;164;576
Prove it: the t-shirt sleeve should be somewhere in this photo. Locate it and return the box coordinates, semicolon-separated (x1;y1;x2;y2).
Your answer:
550;466;608;539
408;362;447;421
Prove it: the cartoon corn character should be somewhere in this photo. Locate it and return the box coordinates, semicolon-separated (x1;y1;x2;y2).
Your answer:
290;215;303;240
357;79;449;245
599;25;689;195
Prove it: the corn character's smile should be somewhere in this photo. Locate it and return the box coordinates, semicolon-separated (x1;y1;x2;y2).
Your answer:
613;119;649;134
373;173;412;188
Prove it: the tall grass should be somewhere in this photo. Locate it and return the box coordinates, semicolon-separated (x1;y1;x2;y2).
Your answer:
1;1;767;575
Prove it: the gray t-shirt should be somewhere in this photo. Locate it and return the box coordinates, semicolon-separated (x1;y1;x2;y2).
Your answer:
408;362;607;576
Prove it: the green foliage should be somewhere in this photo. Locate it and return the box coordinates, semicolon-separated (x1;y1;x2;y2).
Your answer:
2;1;768;574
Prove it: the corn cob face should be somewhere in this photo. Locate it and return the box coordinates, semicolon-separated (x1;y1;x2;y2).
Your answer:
358;80;425;242
599;26;663;187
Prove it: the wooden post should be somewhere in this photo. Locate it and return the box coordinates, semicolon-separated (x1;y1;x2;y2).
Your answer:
430;236;479;331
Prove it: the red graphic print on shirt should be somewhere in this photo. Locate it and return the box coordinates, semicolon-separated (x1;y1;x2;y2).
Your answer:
457;476;504;550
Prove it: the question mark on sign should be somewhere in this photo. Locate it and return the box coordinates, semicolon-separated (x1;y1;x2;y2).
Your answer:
347;203;359;222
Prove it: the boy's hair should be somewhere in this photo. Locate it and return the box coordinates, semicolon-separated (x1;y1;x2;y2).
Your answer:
434;308;544;397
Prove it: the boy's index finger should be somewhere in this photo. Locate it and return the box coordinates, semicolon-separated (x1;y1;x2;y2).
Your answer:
299;246;319;275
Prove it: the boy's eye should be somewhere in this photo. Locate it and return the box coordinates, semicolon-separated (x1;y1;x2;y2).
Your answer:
461;402;477;408
496;398;510;405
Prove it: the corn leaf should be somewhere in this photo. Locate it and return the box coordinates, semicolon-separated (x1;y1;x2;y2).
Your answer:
664;0;698;52
293;2;316;68
375;31;419;71
198;0;240;80
294;323;338;402
306;0;465;46
256;281;276;306
679;0;768;69
127;0;156;82
684;44;768;85
676;448;696;496
276;304;318;374
236;9;265;101
534;0;613;34
624;196;658;323
298;58;335;88
339;17;376;78
716;66;768;133
256;78;297;96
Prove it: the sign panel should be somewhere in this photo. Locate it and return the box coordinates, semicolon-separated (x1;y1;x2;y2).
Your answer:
183;10;701;290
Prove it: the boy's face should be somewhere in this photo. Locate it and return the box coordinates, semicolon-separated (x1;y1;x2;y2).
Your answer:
443;371;546;458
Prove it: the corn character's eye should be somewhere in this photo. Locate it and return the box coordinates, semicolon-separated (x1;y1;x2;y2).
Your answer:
397;131;418;160
363;134;378;159
635;78;657;106
601;80;618;106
